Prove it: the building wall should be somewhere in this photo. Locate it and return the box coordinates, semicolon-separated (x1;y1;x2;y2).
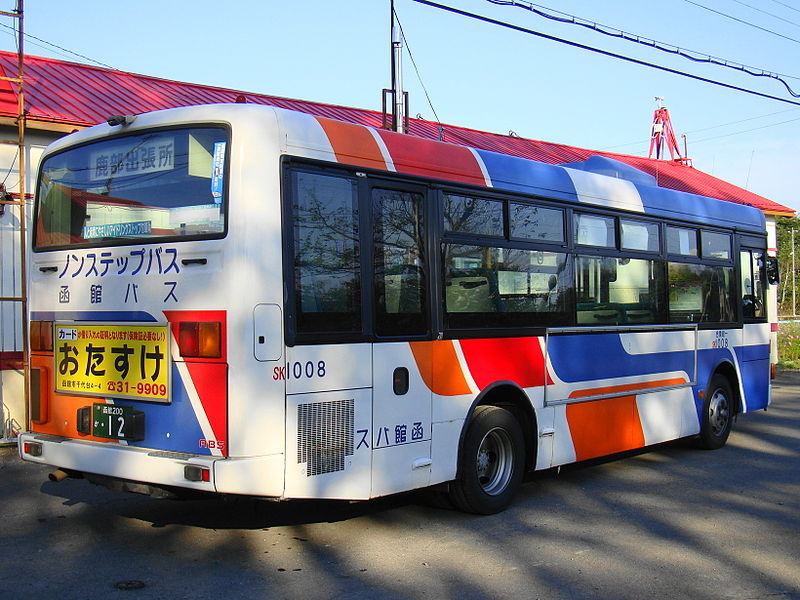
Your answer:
766;216;780;367
0;126;55;442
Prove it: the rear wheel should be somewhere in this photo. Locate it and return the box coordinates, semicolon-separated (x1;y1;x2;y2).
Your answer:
698;374;735;450
449;405;525;514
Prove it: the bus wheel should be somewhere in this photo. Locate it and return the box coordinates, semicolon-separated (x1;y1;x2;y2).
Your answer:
449;405;524;514
698;374;734;450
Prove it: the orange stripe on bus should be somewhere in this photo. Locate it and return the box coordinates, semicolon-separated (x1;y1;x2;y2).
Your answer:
564;377;686;461
568;377;687;399
409;340;472;396
566;395;645;462
28;354;118;443
315;117;388;171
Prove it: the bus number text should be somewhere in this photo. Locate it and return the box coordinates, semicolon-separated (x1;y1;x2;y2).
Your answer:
273;361;326;381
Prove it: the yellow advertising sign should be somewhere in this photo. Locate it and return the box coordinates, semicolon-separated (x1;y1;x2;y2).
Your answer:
54;323;170;402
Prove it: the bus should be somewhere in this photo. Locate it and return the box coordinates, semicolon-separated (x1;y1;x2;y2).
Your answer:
19;104;774;514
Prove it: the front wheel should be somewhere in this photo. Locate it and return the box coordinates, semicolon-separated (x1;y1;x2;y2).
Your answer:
698;374;735;450
449;405;525;514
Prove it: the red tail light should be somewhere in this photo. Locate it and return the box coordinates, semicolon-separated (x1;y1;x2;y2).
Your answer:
178;322;221;358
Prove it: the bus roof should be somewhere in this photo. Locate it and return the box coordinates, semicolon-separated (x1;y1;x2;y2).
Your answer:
42;103;767;236
277;107;766;235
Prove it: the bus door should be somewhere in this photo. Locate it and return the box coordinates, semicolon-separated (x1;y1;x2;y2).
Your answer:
370;184;432;497
739;247;770;409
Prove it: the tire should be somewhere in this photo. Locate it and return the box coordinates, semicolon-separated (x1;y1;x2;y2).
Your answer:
449;405;525;515
698;374;735;450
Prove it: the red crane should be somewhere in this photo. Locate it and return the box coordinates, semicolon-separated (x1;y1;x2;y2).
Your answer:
648;100;692;166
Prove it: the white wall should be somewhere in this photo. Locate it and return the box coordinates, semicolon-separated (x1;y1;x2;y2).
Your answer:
0;126;55;442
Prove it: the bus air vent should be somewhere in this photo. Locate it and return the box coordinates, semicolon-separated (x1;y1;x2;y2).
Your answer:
297;399;354;477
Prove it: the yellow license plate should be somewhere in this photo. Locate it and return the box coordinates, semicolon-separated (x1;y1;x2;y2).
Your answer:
54;323;170;402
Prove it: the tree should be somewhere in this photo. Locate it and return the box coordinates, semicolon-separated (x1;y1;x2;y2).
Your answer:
776;216;800;316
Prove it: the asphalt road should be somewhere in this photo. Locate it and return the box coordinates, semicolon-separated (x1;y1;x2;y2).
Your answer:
2;373;799;600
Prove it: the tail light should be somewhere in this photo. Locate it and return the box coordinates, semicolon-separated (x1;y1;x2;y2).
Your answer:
23;441;43;457
184;465;210;482
30;320;53;351
177;322;221;358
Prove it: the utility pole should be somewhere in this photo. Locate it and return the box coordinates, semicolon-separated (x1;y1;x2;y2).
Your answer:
383;0;408;133
0;0;26;442
792;229;797;318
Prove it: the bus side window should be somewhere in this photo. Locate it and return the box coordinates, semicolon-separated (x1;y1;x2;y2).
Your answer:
668;262;735;323
576;256;664;325
740;249;766;320
373;188;428;336
291;171;362;335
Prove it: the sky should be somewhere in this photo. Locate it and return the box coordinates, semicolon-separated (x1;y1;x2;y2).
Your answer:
1;0;799;212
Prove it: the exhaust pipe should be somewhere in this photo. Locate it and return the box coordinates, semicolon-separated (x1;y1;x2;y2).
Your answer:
48;469;69;482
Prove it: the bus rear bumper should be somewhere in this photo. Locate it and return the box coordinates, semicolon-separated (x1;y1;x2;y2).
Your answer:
18;433;285;497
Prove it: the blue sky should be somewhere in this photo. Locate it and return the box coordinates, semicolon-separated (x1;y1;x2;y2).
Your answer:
2;0;799;212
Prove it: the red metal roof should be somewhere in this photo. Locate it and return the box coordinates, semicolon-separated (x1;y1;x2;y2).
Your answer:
0;50;792;216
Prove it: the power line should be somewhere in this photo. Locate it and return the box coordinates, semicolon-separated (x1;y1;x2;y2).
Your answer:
600;110;800;151
683;0;800;45
485;0;800;89
599;107;800;151
767;0;800;16
0;22;116;69
690;115;800;144
409;0;800;107
728;0;800;29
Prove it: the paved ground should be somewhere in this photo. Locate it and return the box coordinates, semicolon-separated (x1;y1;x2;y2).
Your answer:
1;373;799;600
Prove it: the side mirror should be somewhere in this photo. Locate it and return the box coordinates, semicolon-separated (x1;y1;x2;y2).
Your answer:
766;256;780;285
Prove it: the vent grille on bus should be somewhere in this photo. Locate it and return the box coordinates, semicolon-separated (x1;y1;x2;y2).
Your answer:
297;399;354;477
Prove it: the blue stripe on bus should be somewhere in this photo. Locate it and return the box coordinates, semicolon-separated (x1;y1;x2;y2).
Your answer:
31;310;159;322
125;362;210;455
548;333;695;382
474;148;765;235
473;149;579;201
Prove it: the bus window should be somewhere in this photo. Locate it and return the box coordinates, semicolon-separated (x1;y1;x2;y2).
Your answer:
741;250;766;320
576;256;664;325
35;127;228;249
701;231;731;260
442;193;503;237
621;218;659;252
443;244;569;329
575;213;615;248
666;226;698;256
373;188;427;336
291;171;361;334
668;263;735;323
509;203;564;243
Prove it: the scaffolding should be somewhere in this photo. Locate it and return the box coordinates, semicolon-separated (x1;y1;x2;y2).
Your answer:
0;0;26;444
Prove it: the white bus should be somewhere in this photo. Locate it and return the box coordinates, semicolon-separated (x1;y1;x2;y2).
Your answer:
19;104;773;513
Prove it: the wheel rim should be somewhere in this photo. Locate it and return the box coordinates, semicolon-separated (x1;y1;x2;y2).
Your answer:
475;427;515;496
708;388;731;437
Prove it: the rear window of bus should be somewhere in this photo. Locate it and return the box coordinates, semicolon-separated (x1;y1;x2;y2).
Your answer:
34;126;228;250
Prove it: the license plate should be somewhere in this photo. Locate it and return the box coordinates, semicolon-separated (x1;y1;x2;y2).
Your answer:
54;323;170;403
92;403;145;441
